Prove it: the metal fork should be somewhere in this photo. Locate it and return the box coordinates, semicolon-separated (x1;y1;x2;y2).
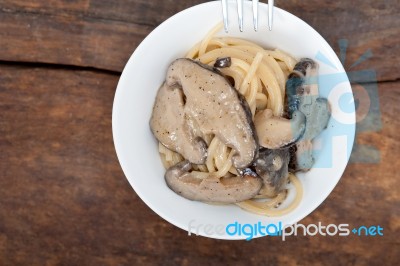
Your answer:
222;0;275;32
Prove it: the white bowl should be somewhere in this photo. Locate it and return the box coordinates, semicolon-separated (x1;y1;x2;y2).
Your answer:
112;1;355;240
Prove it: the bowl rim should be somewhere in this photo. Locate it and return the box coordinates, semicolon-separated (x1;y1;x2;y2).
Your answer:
112;1;355;240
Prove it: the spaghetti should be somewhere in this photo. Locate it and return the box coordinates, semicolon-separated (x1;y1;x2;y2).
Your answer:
158;23;302;216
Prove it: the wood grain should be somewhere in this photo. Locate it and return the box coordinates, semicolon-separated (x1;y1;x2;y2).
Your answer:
0;0;399;82
0;65;398;265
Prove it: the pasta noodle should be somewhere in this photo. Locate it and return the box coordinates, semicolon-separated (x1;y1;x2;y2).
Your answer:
158;23;303;216
236;173;303;216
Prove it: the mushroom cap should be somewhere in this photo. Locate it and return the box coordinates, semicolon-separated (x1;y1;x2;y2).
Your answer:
164;58;258;169
165;161;263;203
254;109;306;149
150;83;208;164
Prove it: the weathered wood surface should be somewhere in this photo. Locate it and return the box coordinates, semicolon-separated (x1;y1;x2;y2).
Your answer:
0;0;399;82
0;66;399;265
0;0;399;265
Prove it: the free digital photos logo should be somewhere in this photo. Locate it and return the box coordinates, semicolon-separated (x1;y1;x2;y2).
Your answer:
188;220;384;241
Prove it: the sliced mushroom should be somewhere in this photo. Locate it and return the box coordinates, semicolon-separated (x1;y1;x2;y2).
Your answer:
285;58;331;171
286;58;319;116
254;148;290;197
295;98;331;170
150;83;207;164
165;160;262;203
214;57;232;68
293;140;314;171
165;58;258;169
254;108;306;149
303;97;330;140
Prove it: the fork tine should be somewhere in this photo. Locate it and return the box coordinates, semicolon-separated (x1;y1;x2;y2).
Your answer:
268;0;274;31
222;0;229;32
236;0;244;32
252;0;259;31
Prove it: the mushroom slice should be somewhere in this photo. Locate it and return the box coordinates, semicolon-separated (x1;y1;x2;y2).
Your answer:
166;58;258;169
254;108;306;149
286;58;319;118
214;57;232;68
254;148;290;198
304;98;330;140
293;140;314;171
150;83;207;164
294;98;331;170
285;58;331;171
165;161;262;203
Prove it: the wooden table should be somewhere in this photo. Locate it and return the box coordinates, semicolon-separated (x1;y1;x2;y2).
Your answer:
0;1;399;265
